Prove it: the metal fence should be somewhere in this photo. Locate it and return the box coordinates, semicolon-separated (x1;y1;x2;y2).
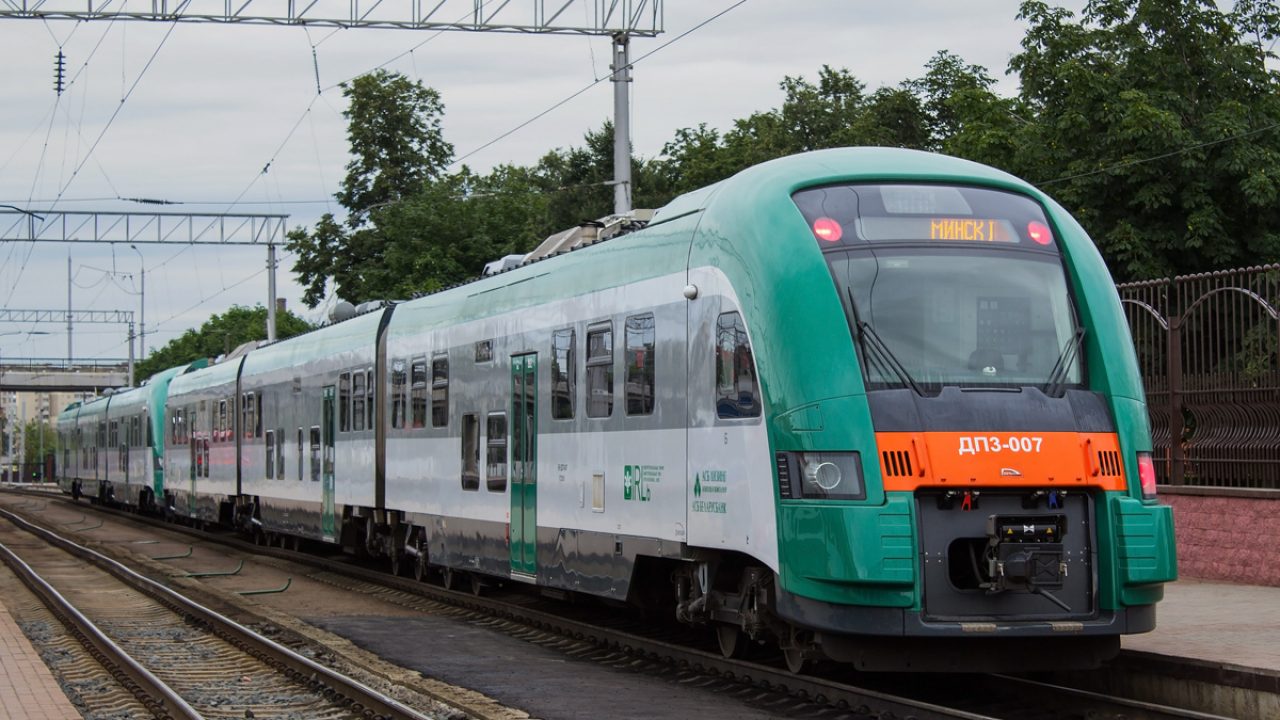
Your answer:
1118;265;1280;489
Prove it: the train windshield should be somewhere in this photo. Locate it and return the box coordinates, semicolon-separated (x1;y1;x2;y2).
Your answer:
793;183;1083;392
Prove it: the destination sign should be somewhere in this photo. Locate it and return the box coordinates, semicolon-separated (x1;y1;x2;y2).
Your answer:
859;216;1020;244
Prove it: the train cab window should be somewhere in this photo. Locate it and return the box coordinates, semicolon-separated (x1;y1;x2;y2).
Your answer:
309;426;321;482
352;371;366;432
146;415;153;448
715;312;762;419
391;359;407;429
486;413;508;492
411;358;428;428
365;369;375;430
297;428;304;482
432;356;449;428
461;414;480;491
551;328;576;420
131;416;141;448
625;313;656;416
339;373;351;432
586;324;614;418
265;430;275;479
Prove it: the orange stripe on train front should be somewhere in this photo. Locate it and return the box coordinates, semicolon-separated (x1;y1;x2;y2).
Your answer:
874;431;1128;492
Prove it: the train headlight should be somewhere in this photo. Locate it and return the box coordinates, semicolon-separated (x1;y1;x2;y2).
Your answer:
797;452;865;500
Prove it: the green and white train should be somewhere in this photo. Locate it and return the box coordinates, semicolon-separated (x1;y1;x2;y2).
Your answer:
59;148;1177;672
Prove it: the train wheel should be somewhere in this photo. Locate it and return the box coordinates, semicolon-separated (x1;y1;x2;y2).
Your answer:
782;646;806;674
470;574;485;597
442;567;460;592
414;553;429;583
389;548;404;577
715;624;745;659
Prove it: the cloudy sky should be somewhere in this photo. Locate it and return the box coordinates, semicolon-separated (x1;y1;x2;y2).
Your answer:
0;0;1079;363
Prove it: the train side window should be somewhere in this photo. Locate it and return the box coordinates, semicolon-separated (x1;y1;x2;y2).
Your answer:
625;313;656;416
391;359;407;429
411;358;428;428
255;393;263;438
202;438;210;477
487;412;508;492
339;372;351;432
551;328;576;420
276;427;285;480
265;430;275;479
432;356;449;428
715;312;762;419
586;324;614;418
218;400;228;443
366;369;375;430
309;426;321;482
352;371;366;432
146;414;153;448
297;428;304;482
242;392;256;440
461;414;480;491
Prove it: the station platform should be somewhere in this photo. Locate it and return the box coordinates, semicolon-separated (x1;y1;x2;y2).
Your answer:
1124;577;1280;671
0;602;80;719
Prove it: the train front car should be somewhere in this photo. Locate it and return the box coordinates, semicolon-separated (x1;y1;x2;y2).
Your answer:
692;148;1176;672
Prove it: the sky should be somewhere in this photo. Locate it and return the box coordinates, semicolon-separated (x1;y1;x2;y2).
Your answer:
0;0;1079;364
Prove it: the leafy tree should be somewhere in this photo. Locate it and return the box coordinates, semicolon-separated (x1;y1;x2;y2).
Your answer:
21;419;55;467
1008;0;1280;279
658;66;932;196
133;305;312;381
288;70;455;307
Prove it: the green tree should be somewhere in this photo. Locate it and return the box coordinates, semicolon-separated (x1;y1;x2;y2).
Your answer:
133;305;312;381
657;66;931;195
22;419;55;468
288;70;455;307
1008;0;1280;279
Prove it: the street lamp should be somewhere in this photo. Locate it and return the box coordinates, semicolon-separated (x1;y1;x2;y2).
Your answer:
129;244;145;360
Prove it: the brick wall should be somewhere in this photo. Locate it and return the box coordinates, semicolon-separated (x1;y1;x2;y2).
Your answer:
1159;489;1280;587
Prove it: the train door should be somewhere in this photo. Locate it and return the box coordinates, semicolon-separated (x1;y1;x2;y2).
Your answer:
509;353;538;577
321;385;337;543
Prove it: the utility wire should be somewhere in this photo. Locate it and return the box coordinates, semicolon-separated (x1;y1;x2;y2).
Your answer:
451;0;750;167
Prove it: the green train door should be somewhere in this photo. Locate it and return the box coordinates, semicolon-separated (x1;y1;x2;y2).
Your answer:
321;385;337;542
509;354;538;577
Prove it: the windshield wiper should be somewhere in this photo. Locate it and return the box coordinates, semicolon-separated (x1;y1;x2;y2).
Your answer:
846;288;925;396
1043;327;1085;397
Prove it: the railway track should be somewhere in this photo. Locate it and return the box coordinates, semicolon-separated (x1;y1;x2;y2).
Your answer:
0;503;434;720
1;489;1233;720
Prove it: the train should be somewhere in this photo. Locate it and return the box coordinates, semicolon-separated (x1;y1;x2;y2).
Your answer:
56;147;1177;673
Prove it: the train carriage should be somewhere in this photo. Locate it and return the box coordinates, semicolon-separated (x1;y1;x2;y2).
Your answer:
55;401;81;492
237;308;387;545
99;383;152;509
69;395;111;501
165;356;244;524
382;223;695;591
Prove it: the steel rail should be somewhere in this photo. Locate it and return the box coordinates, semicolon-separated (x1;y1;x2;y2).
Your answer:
0;540;201;720
0;505;432;720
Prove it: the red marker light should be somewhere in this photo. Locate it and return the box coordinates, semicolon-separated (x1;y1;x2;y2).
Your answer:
1027;221;1053;245
812;217;843;243
1137;451;1158;500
